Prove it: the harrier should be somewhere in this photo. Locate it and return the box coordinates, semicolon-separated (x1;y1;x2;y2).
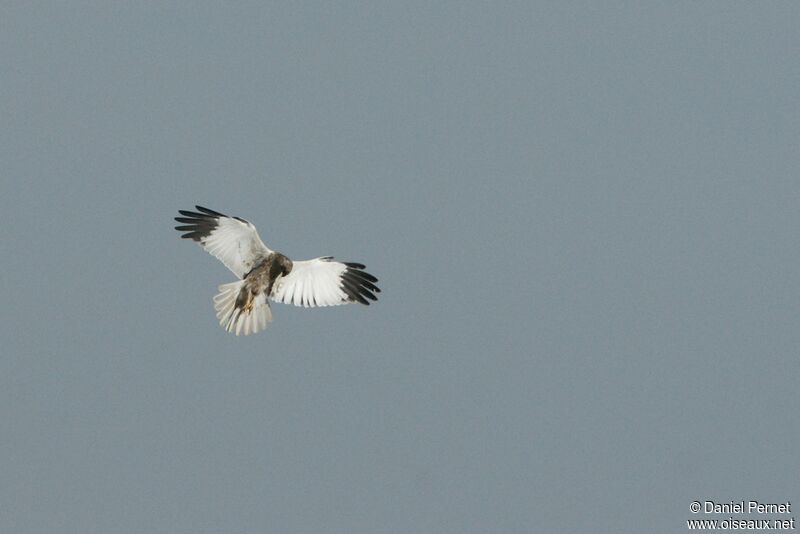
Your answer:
174;206;380;335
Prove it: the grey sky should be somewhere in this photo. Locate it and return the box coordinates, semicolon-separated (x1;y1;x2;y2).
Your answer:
2;2;798;532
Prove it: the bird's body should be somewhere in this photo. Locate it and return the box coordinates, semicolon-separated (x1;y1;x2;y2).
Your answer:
241;252;294;304
175;206;380;335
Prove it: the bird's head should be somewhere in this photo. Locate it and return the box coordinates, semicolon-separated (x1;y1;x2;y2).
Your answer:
277;254;293;275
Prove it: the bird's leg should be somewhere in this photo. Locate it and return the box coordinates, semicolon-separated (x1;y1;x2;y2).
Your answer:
235;286;254;313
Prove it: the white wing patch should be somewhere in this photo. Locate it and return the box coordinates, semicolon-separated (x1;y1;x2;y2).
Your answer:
175;206;273;279
270;257;380;308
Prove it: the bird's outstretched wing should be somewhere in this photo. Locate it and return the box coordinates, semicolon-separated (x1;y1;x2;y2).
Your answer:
174;206;273;279
270;257;380;308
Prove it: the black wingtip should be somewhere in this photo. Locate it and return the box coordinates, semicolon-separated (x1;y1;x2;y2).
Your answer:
341;263;380;305
174;207;222;241
195;205;225;217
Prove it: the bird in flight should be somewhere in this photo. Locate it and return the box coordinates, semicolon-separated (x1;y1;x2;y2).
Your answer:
174;206;380;335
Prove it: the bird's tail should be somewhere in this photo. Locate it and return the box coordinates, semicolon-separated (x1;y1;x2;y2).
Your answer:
213;281;272;336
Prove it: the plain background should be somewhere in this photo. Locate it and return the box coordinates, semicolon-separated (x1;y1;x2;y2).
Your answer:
2;2;798;532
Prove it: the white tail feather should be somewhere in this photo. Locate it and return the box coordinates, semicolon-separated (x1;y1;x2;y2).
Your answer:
214;281;272;336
